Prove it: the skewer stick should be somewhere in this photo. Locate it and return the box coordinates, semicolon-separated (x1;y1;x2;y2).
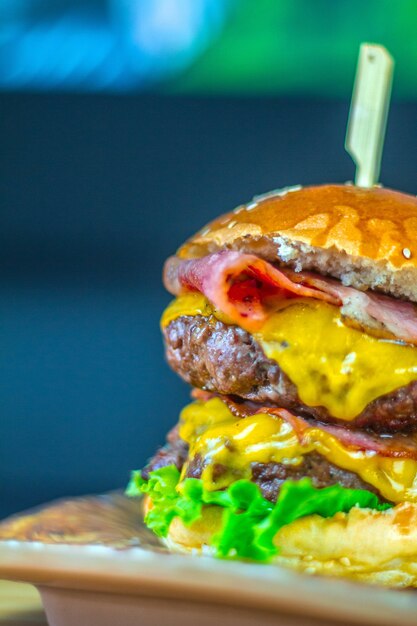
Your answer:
345;44;394;188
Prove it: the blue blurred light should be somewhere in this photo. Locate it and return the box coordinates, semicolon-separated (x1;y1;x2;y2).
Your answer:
0;0;231;91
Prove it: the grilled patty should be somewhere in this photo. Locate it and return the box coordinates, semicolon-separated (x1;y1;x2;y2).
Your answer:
142;429;381;503
163;315;417;433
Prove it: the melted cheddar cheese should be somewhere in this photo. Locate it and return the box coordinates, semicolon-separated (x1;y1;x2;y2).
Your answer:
179;398;417;504
162;294;417;421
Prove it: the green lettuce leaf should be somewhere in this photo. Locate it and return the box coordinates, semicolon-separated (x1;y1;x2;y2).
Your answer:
127;466;391;562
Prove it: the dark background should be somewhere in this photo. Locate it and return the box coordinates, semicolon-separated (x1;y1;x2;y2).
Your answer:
1;93;416;518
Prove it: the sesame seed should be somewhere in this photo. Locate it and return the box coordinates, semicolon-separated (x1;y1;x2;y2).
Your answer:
403;248;412;259
253;185;302;204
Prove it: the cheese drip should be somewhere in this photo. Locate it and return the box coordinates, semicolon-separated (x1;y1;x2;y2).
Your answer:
161;294;417;421
179;398;417;504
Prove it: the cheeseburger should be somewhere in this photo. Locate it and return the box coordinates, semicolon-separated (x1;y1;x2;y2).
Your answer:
128;183;417;587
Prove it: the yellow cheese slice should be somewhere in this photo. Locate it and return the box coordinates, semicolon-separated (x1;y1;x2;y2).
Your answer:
179;398;417;504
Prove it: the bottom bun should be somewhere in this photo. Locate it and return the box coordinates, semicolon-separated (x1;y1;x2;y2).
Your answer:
144;496;417;587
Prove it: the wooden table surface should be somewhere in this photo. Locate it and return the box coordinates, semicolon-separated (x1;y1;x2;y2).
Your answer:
0;582;46;625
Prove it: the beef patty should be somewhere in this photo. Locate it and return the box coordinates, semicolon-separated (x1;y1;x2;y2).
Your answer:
163;315;417;433
142;430;382;503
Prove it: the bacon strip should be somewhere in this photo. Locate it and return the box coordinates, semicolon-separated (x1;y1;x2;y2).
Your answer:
260;407;417;459
296;273;417;347
164;251;339;330
164;251;417;345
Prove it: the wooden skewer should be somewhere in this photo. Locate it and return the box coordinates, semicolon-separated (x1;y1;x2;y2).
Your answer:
345;43;394;188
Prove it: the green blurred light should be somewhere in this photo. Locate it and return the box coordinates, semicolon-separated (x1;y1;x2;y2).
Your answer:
166;0;417;99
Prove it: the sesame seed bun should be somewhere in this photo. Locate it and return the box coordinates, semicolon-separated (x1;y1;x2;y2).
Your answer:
178;184;417;302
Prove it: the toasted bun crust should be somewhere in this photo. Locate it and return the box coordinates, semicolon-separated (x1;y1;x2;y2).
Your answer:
179;184;417;302
144;494;417;587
